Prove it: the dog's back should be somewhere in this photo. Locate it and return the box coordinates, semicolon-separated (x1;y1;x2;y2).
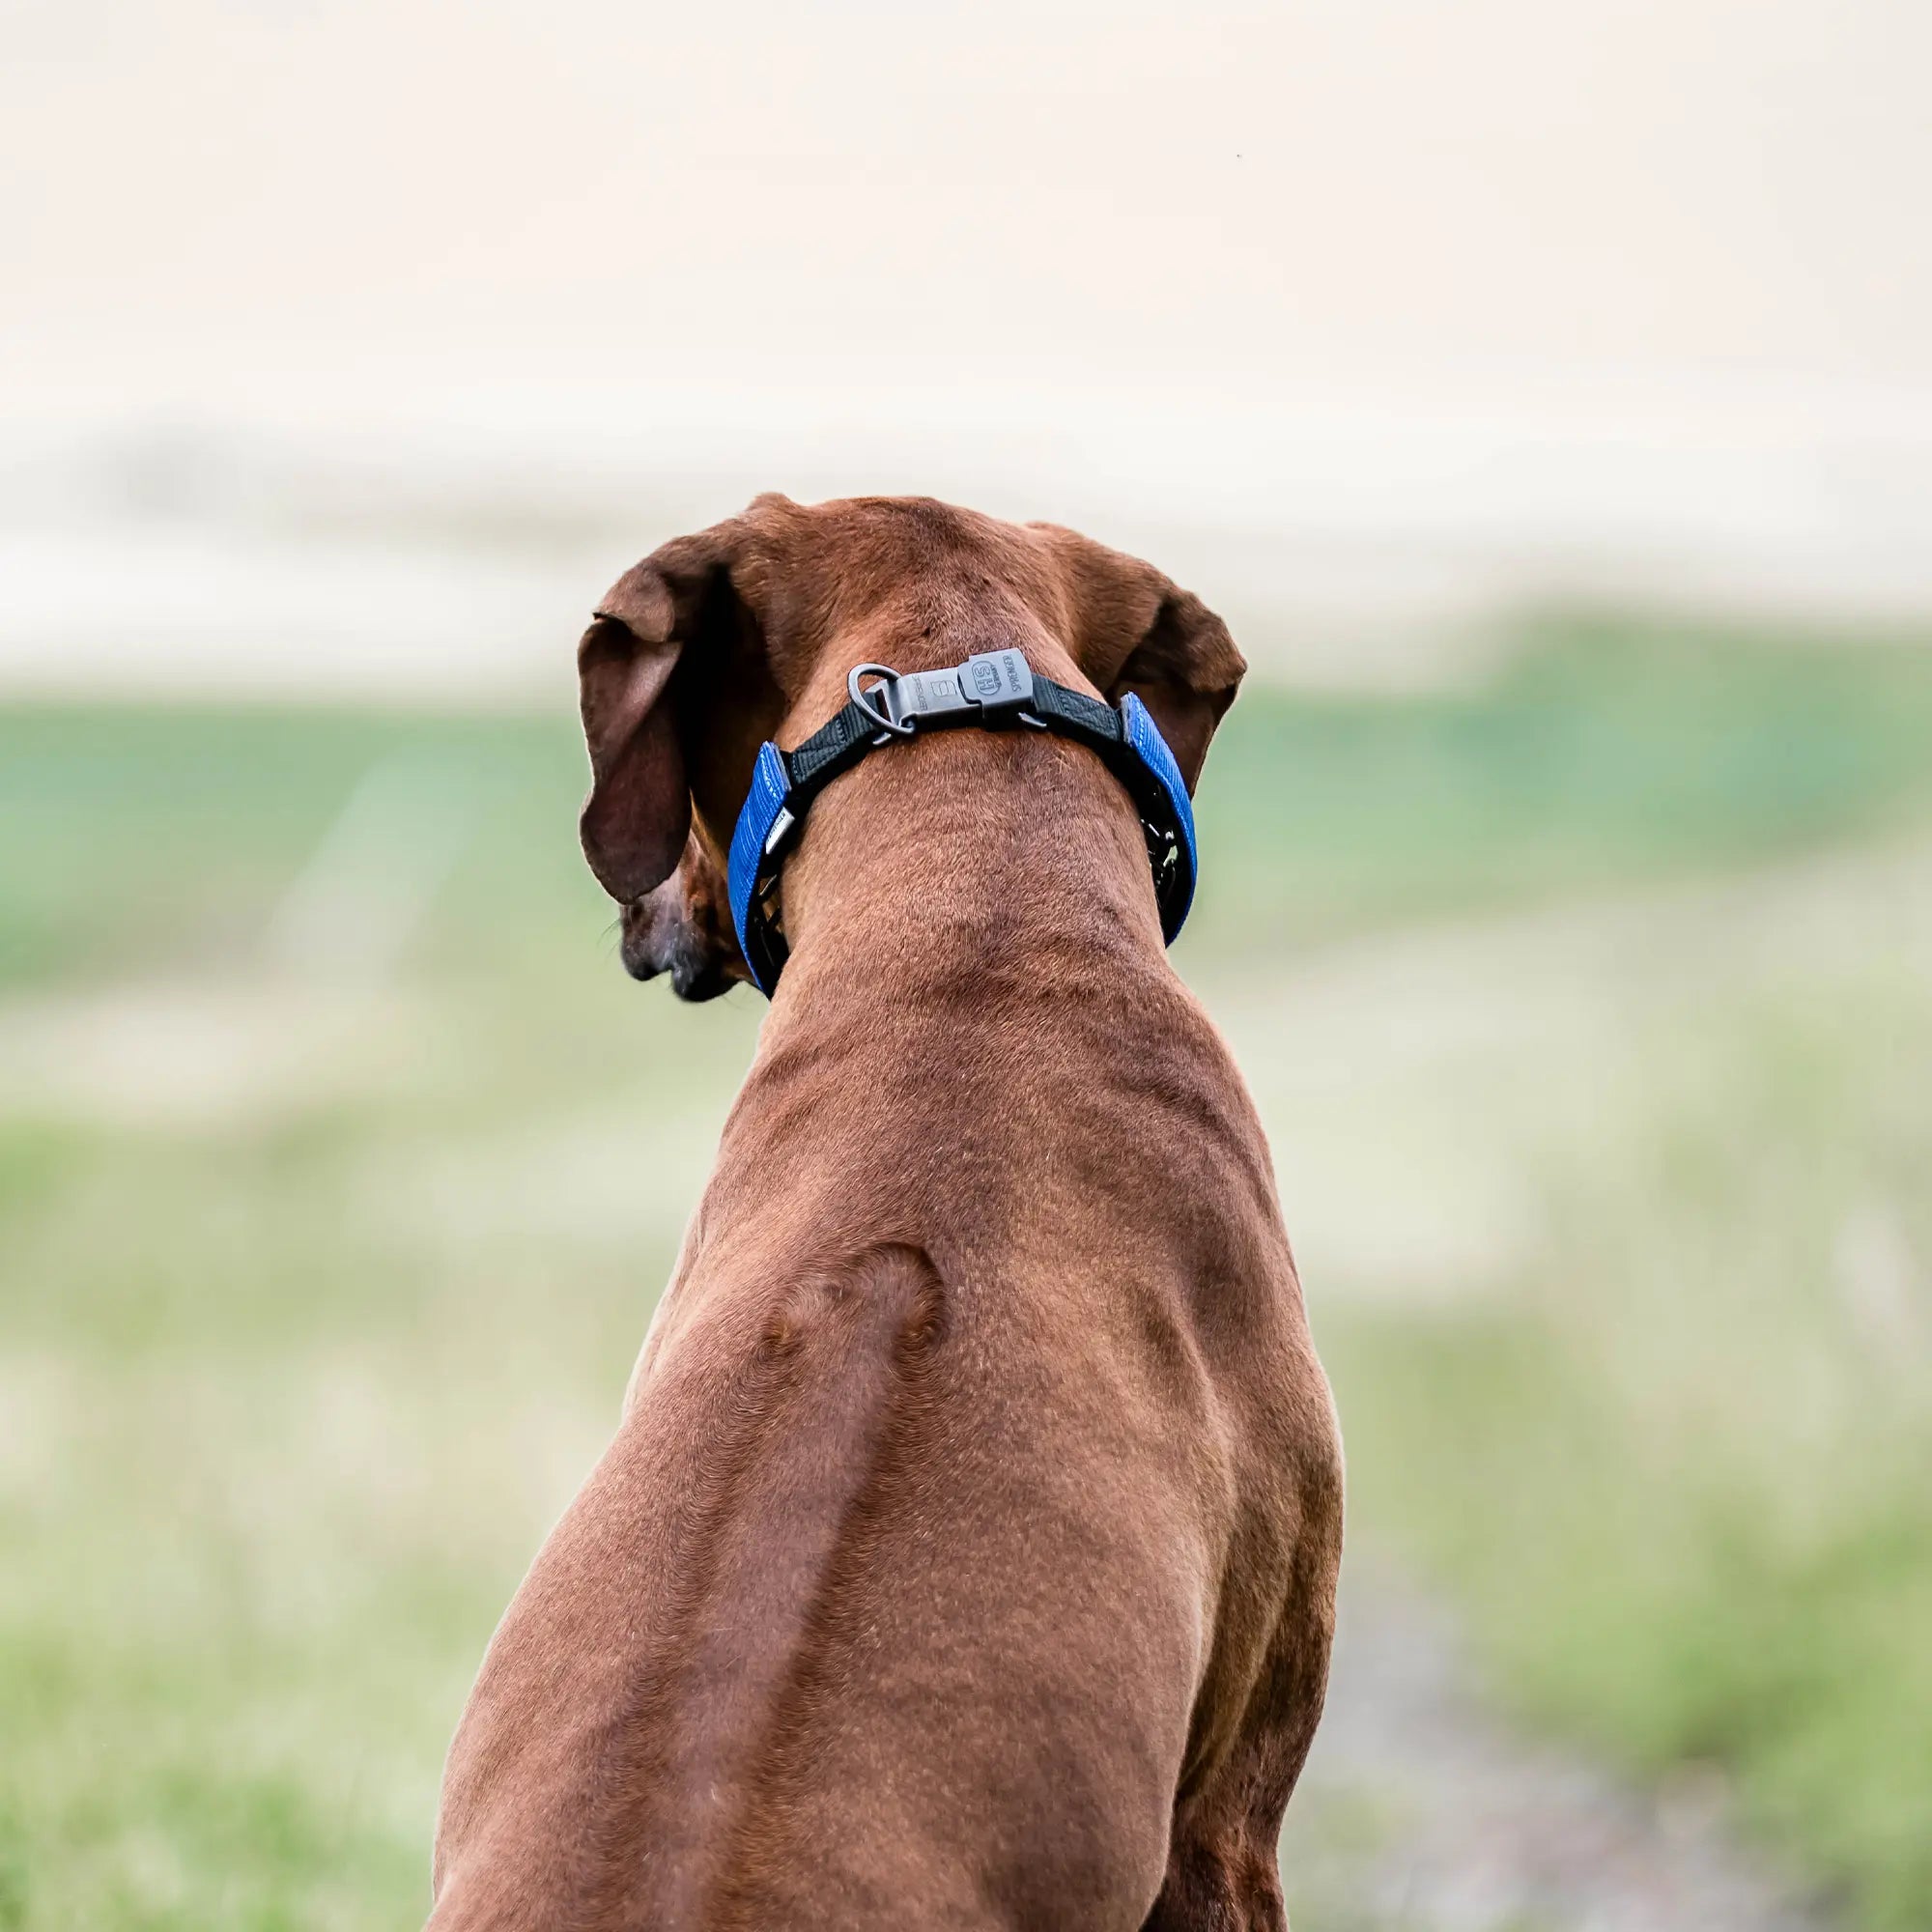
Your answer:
430;497;1342;1932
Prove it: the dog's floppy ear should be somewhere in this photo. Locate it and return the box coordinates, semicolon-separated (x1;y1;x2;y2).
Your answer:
1107;586;1245;793
1038;528;1246;793
578;519;768;902
579;578;685;903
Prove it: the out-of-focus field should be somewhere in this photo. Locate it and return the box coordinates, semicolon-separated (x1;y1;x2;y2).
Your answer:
2;623;1930;1930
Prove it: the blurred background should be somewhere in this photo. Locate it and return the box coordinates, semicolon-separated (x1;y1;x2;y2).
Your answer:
3;3;1929;1927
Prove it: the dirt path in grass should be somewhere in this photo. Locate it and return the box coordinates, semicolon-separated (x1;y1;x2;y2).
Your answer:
1285;1566;1824;1931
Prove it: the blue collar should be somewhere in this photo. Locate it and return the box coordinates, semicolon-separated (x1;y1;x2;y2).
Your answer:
725;649;1197;996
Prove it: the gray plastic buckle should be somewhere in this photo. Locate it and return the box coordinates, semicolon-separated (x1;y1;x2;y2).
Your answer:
886;650;1035;728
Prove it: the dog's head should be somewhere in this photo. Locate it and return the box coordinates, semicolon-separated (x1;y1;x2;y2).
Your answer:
577;495;1245;997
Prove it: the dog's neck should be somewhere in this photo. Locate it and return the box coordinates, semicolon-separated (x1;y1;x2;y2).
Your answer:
767;720;1170;1013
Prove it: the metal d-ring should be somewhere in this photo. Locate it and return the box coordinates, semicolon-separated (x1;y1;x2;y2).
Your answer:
848;662;915;737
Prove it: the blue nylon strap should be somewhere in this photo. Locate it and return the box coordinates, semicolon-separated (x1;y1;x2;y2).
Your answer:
1121;691;1197;943
727;739;791;985
725;675;1198;997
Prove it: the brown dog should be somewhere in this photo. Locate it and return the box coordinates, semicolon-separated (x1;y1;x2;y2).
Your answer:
429;495;1343;1930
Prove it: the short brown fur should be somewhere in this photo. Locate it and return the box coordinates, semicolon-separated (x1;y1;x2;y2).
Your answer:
430;496;1343;1931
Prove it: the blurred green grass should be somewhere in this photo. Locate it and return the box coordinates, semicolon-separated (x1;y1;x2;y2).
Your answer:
10;619;1932;991
2;619;1929;1929
1194;615;1932;954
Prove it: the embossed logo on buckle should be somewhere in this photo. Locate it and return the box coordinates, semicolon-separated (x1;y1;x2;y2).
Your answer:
964;650;1034;709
